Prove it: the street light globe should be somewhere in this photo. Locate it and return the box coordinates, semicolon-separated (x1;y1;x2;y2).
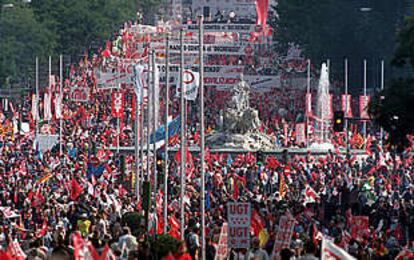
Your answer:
360;7;372;12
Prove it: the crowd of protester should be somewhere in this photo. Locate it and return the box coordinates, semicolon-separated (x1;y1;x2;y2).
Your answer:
1;21;414;260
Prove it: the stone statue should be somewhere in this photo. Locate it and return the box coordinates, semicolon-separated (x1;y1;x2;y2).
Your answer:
206;75;275;151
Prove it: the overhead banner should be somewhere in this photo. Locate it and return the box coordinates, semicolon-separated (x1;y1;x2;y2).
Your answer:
272;215;296;254
359;95;370;120
341;94;352;118
227;202;251;249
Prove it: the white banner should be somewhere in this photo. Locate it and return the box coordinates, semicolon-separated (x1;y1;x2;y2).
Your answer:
215;222;228;260
36;134;59;153
272;215;295;254
227;202;251;249
175;70;200;101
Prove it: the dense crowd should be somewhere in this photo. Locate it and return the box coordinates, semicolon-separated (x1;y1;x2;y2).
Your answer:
1;20;414;260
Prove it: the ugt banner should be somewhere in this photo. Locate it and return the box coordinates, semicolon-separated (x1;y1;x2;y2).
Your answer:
227;202;251;249
111;91;124;118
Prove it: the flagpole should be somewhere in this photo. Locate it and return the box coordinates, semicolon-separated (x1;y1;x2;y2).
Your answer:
163;35;170;234
179;28;186;240
147;51;152;182
306;59;310;149
59;55;63;156
345;58;349;156
151;49;158;236
363;59;367;145
199;14;206;260
35;57;39;136
49;56;52;124
135;88;140;198
380;60;384;150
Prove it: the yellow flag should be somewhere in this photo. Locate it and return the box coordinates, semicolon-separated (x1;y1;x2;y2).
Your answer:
259;229;269;248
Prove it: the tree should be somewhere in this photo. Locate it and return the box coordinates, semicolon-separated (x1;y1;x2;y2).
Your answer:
0;0;164;87
0;1;56;86
369;11;414;152
272;0;406;86
369;79;414;152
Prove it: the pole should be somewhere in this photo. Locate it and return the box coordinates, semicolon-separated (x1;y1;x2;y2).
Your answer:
163;35;170;234
199;15;206;260
380;60;384;150
35;57;39;136
145;51;152;234
179;28;186;240
363;59;367;144
135;89;140;197
146;52;152;182
49;56;52;123
306;59;310;149
151;50;158;237
345;59;349;156
59;55;63;156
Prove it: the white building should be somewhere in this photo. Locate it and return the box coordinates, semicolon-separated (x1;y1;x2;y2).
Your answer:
191;0;257;21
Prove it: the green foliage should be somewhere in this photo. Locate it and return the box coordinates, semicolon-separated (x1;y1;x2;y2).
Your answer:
149;234;180;257
393;14;414;68
272;0;405;81
369;78;414;152
369;10;414;152
0;1;55;86
0;0;164;87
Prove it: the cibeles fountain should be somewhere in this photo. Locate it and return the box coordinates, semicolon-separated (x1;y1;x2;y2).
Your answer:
206;75;275;151
310;63;335;151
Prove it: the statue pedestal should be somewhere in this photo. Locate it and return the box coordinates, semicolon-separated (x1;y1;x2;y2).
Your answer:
206;132;275;151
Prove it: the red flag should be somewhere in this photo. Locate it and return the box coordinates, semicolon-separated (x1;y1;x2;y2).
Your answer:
283;164;291;176
70;178;83;201
73;232;99;260
35;219;48;238
111;91;124;118
168;215;180;239
100;244;116;260
251;209;265;237
101;41;111;58
0;250;11;260
255;0;269;32
7;241;26;260
31;189;44;208
174;146;194;175
265;156;279;169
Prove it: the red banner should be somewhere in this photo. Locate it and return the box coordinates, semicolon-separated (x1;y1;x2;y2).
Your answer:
341;94;352;118
305;93;312;116
359;95;370;120
111;91;124;118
